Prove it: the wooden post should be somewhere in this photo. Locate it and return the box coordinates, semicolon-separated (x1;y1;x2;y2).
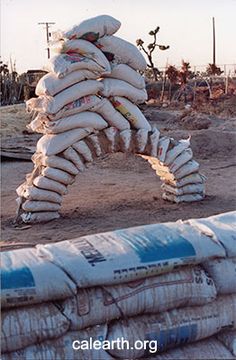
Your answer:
212;17;216;66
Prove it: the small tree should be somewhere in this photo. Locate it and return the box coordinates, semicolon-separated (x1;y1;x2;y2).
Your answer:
136;27;169;81
166;65;179;100
206;63;223;76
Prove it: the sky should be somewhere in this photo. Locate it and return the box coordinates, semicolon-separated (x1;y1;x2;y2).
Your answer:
1;0;236;73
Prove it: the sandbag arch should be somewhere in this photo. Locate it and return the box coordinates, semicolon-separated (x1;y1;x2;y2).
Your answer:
16;125;204;224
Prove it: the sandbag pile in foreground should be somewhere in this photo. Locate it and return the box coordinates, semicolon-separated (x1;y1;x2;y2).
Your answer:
16;15;205;224
1;212;236;359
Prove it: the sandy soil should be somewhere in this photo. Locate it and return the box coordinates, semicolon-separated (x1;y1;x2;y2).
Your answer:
1;106;236;251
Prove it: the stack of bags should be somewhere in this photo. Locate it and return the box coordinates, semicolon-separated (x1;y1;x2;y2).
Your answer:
1;212;236;359
16;15;205;224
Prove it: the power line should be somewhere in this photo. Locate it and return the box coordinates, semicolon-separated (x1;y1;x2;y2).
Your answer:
38;22;55;59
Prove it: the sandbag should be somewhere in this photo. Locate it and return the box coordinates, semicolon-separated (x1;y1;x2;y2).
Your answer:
162;173;206;188
217;330;236;356
1;303;70;353
63;147;86;172
73;140;93;162
185;211;236;257
90;98;130;130
174;160;200;179
34;154;79;175
110;96;151;130
203;257;236;294
36;128;93;156
16;184;62;204
164;138;191;166
1;248;77;308
103;63;145;89
36;221;225;288
60;266;216;331
35;69;98;96
135;129;149;153
162;192;205;203
42;167;75;185
22;200;61;212
157;137;171;162
100;78;147;104
52;14;121;41
21;211;60;224
33;176;68;195
107;295;236;358
44;53;106;78
2;325;111;360
52;39;111;73
27;81;104;114
162;183;205;196
96;35;147;71
169;148;193;173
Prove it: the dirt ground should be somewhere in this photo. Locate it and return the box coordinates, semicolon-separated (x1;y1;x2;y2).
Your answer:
1;104;236;251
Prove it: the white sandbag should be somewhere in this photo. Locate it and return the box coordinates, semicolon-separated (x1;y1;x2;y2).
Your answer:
155;338;235;359
33;176;68;195
97;35;147;71
35;154;79;175
217;330;236;356
63;147;86;172
203;258;236;294
17;184;62;204
103;63;145;89
72;140;93;162
107;296;235;358
135;129;148;153
157;137;171;162
36;220;225;288
43;112;108;134
86;134;102;157
21;211;60;224
162;183;205;196
111;96;151;130
185;211;236;257
27;81;104;115
2;325;110;360
162;173;206;188
60;266;217;331
42;167;75;185
44;53;106;78
90;98;130;130
103;127;119;153
22;200;61;212
169;148;193;173
52;14;121;41
36;128;93;156
174;159;200;179
162;192;205;203
36;69;98;96
52;39;111;73
1;303;70;353
164;138;191;166
101;78;147;104
1;248;76;308
150;127;160;157
119;129;132;152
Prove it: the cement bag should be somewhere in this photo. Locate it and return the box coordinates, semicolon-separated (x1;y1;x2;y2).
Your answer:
1;303;70;353
162;192;205;203
1;248;76;308
35;69;98;96
217;330;236;356
52;14;121;41
96;35;147;71
169;148;193;173
43;112;108;134
36;128;93;156
103;63;145;89
73;140;93;163
2;325;111;360
33;176;68;195
157;137;171;162
44;53;106;78
107;299;232;358
110;96;151;130
22;200;61;212
164;138;190;166
185;211;236;257
174;159;200;179
162;183;205;196
203;258;236;294
63;147;86;172
217;294;236;326
36;221;225;287
34;154;79;175
21;212;60;224
90;98;130;130
60;266;216;331
27;81;104;115
42;167;75;185
154;338;235;360
135;129;149;153
100;78;147;104
16;184;62;204
162;173;206;188
52;39;111;74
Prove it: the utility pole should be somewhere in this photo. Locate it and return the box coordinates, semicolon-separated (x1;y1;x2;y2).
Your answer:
212;17;216;66
38;22;55;59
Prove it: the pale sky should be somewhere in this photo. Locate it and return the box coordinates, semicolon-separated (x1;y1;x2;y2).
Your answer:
1;0;236;73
